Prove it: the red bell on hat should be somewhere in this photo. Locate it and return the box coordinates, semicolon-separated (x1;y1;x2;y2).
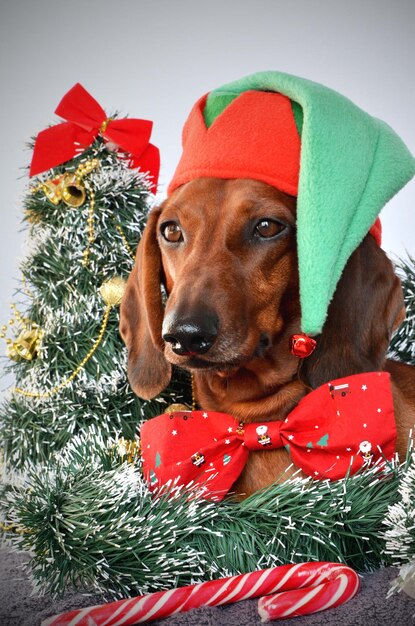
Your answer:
290;334;317;358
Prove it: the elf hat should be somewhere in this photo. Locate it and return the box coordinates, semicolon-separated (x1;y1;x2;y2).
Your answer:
168;71;415;336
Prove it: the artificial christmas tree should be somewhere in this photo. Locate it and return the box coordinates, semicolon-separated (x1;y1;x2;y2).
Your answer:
0;84;190;469
389;255;415;366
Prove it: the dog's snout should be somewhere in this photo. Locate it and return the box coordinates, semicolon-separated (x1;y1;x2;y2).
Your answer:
163;312;219;356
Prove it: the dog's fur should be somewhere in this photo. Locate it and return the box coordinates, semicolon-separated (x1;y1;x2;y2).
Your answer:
120;177;415;497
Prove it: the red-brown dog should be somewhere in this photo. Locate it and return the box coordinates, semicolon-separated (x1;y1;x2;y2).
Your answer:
120;177;415;497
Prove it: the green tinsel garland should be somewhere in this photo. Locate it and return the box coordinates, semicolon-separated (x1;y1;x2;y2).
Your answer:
1;433;413;599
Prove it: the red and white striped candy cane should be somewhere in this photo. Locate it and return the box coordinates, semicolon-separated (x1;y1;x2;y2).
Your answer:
258;563;359;620
42;562;360;626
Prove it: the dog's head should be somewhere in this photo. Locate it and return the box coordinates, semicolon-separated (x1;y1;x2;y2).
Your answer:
120;177;405;400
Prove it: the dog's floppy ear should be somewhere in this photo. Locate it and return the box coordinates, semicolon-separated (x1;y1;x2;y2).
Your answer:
302;234;405;388
119;208;171;399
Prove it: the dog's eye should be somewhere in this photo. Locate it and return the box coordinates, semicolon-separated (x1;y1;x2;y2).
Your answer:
254;219;285;239
161;222;183;243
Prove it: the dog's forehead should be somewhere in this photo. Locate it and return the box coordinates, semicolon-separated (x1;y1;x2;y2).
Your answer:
163;178;297;221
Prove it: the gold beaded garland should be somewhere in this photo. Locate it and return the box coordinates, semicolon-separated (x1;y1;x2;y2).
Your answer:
115;223;136;260
82;180;96;266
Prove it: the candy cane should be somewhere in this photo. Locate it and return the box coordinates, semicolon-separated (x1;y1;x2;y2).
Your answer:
42;562;360;626
258;564;359;620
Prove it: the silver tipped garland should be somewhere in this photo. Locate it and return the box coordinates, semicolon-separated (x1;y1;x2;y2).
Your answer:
383;443;415;597
389;255;415;365
1;434;413;599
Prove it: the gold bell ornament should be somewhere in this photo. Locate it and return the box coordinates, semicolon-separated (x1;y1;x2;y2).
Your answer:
10;328;42;361
60;174;86;207
31;159;99;265
41;172;86;207
42;178;64;205
99;276;127;307
32;159;98;208
1;304;43;362
13;276;127;398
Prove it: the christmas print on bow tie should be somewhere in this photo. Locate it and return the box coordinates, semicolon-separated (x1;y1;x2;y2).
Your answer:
30;83;160;191
141;372;397;501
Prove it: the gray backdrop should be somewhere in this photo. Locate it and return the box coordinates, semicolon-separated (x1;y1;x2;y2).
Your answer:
0;0;414;390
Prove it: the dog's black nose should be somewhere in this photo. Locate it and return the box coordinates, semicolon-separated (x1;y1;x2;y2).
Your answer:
162;313;219;356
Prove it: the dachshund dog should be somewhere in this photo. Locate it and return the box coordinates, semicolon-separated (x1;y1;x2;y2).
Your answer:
120;177;415;497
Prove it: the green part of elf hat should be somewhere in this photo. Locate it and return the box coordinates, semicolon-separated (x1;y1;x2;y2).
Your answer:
205;71;415;336
171;71;415;337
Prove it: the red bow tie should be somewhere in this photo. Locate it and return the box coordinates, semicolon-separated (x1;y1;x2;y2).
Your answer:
30;83;160;191
141;372;396;501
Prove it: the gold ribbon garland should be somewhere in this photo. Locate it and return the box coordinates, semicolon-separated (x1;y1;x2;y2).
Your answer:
14;277;127;399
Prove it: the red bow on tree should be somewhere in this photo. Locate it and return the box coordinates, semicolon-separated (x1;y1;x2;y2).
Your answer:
30;83;160;192
141;372;396;501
